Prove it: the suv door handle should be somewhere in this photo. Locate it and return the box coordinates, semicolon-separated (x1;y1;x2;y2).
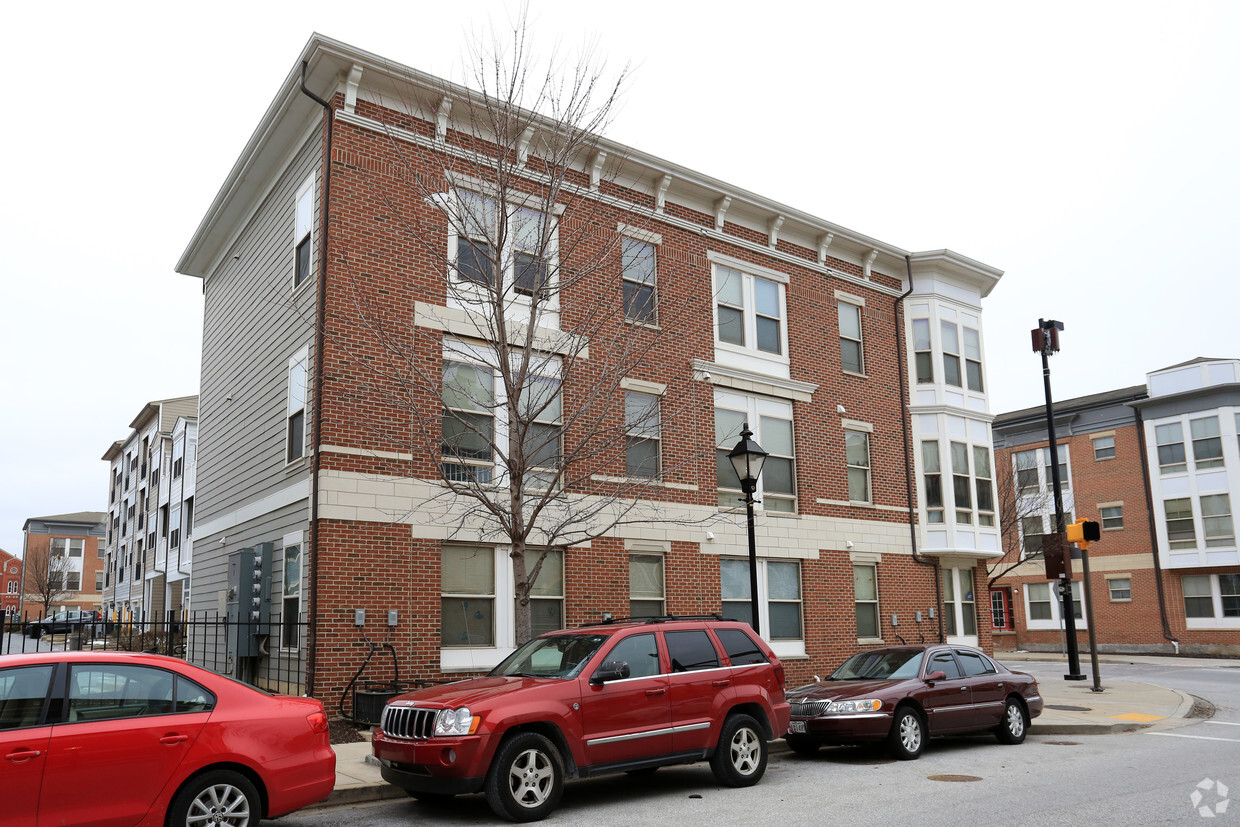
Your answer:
160;734;190;745
5;749;41;762
645;688;666;697
712;680;730;688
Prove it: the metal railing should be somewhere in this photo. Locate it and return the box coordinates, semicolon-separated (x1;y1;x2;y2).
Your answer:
2;610;309;695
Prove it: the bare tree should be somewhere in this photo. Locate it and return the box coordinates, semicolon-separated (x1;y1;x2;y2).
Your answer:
23;541;76;618
986;454;1055;588
324;12;719;643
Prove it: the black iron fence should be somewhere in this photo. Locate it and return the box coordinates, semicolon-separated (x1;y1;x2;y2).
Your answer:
2;610;309;696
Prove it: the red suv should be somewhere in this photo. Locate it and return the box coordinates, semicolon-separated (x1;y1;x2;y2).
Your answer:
372;616;790;822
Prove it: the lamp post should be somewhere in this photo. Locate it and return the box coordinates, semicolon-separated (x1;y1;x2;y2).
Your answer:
728;424;768;636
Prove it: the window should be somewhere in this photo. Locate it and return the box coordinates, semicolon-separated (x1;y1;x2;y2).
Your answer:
172;439;184;478
169;528;180;549
1202;494;1234;548
1156;422;1186;474
1181;574;1237;620
720;558;802;641
51;538;66;557
912;318;933;383
624;391;660;478
974;446;995;527
1165;498;1196;549
665;630;721;672
1015;449;1039;493
1093;435;1116;460
922;441;943;523
715;393;796;512
69;539;84;557
294;177;314;287
990;589;1013;630
845;430;871;503
1191;416;1224;470
1101;505;1124;530
1022;516;1045;557
442;360;495;483
854;564;879;639
962;326;983;391
1108;578;1131;601
521;549;564;637
951;442;972;524
0;665;55;730
942;567;977;637
454;190;495;285
839;302;864;374
927;650;962;679
1015;445;1069;493
7;581;17;594
629;554;665;618
513;207;550;296
95;571;103;591
441;546;495;647
714;264;784;356
621;238;657;324
604;633;659;679
452;190;553;297
1026;582;1053;620
150;467;159;488
519;375;562;489
184;497;194;539
282;542;301;649
287;349;308;463
941;321;962;387
65;572;81;591
67;664;215;721
716;628;769;665
957;649;996;676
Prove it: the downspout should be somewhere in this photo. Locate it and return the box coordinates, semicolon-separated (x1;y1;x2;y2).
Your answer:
899;256;944;643
299;60;333;696
1134;406;1180;654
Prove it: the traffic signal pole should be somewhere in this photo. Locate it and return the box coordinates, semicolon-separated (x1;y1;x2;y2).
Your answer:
1033;319;1085;681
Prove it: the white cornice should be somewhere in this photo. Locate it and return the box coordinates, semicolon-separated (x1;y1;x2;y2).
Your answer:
692;359;818;403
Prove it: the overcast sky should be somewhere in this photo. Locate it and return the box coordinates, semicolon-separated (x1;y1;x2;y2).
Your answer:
2;1;1236;559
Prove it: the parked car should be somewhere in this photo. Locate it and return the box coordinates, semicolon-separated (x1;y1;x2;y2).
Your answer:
783;644;1042;760
0;651;335;826
22;610;102;638
372;616;791;822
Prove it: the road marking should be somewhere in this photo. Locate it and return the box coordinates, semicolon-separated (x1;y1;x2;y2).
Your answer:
1146;732;1240;743
1202;721;1240;727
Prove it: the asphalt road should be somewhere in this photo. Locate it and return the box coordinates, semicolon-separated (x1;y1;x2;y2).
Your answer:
276;659;1240;826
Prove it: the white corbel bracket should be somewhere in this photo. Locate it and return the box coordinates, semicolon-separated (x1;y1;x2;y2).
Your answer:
590;151;607;190
344;64;364;114
714;196;732;232
517;126;536;166
863;249;879;279
655;175;672;213
436;96;453;142
817;233;835;265
767;214;785;248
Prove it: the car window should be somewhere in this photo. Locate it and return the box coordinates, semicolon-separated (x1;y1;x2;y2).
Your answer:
601;633;660;679
955;650;996;677
490;634;609;679
0;665;55;730
715;628;768;666
926;651;963;679
830;649;923;680
664;630;721;672
68;665;213;722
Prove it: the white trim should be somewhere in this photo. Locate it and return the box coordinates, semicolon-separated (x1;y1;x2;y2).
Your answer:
620;377;667;395
616;222;662;245
444;170;567;215
841;419;873;433
834;289;866;307
693;359;817;403
194;478;310;540
321;444;414;461
706;250;789;284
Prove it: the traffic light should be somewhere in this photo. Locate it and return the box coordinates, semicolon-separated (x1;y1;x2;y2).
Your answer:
1066;518;1101;550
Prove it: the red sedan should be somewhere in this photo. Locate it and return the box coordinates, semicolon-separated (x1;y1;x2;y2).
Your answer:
784;645;1043;759
0;651;335;826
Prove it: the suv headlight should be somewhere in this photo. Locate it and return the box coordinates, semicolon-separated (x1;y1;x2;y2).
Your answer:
827;699;882;713
434;707;479;736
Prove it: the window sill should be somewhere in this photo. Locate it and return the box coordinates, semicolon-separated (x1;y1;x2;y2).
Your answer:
841;369;868;379
856;637;886;646
1109;598;1132;603
591;474;699;491
623;318;661;331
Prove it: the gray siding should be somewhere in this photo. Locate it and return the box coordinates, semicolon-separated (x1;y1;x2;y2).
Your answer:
190;501;307;616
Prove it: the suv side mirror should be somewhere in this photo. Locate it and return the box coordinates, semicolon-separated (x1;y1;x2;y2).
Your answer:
924;670;947;683
589;661;631;685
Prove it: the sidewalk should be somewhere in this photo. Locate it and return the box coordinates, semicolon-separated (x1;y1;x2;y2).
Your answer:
320;652;1226;809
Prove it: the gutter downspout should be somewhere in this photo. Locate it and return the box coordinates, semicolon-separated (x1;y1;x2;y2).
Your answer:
1134;406;1180;654
299;60;333;696
899;256;944;643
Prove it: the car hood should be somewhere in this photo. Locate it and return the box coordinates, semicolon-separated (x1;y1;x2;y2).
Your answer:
390;676;559;708
788;678;911;702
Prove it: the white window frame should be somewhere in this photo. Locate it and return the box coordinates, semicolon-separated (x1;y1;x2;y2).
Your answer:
1191;416;1225;470
709;256;789;366
293;174;315;289
1155;422;1187;475
922;440;944;524
941;566;979;640
719;557;804;658
838;299;864;375
624;390;661;479
1201;494;1235;548
519;548;564;638
1099;503;1125;531
281;531;303;651
912;318;934;384
286;346;309;464
1025;579;1087;630
1107;576;1132;602
853;563;880;642
1182;573;1240;628
844;425;872;504
1093;435;1116;461
1164;497;1197;550
629;553;666;618
619;227;659;326
715;390;796;513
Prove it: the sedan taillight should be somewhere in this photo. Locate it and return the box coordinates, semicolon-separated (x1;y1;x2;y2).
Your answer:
306;711;329;734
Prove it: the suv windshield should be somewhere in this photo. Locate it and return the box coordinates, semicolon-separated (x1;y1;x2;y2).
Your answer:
830;649;924;681
490;634;610;679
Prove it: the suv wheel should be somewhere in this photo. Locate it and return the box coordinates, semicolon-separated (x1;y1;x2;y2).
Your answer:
710;713;767;787
485;732;564;822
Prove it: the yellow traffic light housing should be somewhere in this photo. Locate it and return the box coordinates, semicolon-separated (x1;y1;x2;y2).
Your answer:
1066;518;1101;550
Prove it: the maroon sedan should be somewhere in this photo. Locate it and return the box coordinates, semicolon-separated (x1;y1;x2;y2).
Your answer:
784;645;1042;759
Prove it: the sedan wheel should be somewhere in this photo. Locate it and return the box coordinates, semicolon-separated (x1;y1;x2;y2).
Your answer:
887;707;924;760
168;769;260;827
995;698;1027;745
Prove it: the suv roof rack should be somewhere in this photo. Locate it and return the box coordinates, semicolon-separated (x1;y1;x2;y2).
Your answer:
578;613;724;628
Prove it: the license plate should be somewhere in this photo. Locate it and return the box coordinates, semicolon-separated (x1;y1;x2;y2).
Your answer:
788;721;806;734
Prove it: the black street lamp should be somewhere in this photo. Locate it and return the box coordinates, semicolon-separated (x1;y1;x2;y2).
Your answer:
728;424;768;636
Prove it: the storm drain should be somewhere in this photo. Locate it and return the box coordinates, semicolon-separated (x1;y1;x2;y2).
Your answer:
927;774;983;782
1044;741;1082;746
1047;704;1092;712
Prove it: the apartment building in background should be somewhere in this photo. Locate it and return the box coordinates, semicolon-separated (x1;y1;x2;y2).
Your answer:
991;357;1240;656
175;35;1005;709
101;396;198;620
20;513;107;616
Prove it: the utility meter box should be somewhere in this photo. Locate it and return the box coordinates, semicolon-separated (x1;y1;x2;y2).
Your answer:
226;543;274;660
